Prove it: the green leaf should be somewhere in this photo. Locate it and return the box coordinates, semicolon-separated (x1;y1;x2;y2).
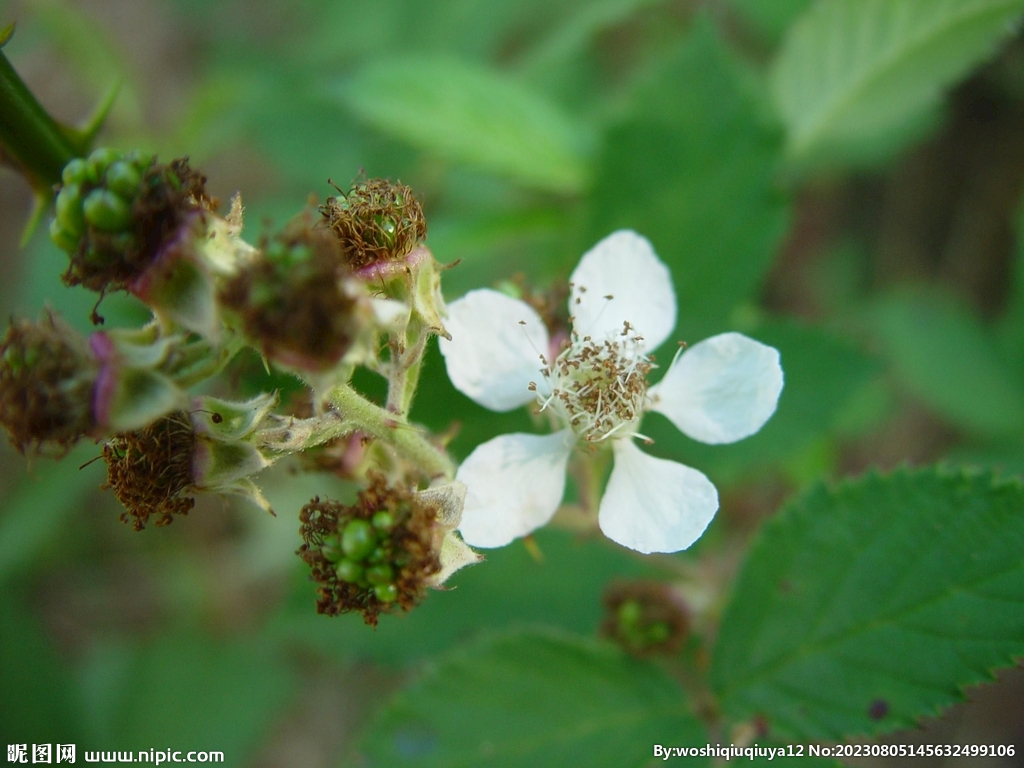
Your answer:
0;444;104;584
588;18;790;342
872;291;1024;436
772;0;1024;164
105;631;296;758
339;56;594;193
0;590;85;744
730;0;814;44
712;467;1024;740
357;628;705;768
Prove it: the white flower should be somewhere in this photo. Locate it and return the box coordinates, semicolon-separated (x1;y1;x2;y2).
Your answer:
439;230;783;554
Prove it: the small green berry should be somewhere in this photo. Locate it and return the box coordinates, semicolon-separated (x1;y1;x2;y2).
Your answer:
49;218;80;254
374;583;398;603
341;519;376;561
617;599;643;628
336;559;364;583
55;183;86;237
61;158;90;186
365;563;394;586
647;622;671;643
86;147;122;179
371;511;394;530
105;160;142;198
83;189;132;232
320;535;344;563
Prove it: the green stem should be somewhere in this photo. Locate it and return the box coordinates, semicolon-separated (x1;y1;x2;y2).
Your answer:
327;383;454;479
0;47;77;190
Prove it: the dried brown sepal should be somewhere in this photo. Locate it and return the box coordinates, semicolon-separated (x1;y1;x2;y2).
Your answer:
63;158;216;295
102;411;197;531
600;580;689;658
220;219;360;372
0;311;98;454
297;474;441;626
319;178;426;270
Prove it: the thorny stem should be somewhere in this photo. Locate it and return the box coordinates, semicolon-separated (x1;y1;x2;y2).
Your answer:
327;382;454;479
0;45;77;191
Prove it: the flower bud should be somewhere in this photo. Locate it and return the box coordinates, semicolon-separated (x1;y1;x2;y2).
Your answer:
0;311;98;453
297;477;477;626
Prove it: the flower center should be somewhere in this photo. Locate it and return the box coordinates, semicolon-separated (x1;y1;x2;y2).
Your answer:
536;322;652;442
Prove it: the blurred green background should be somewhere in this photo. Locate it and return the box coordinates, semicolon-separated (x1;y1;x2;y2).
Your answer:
2;0;1023;765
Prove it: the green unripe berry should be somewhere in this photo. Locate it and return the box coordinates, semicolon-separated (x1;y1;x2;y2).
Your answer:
105;160;142;198
374;583;398;603
127;150;156;169
371;511;394;530
86;148;122;179
647;622;671;643
83;189;133;232
341;519;376;561
617;599;643;629
61;158;90;186
56;183;86;237
365;563;394;586
336;559;364;583
368;546;387;563
320;535;344;563
49;218;80;254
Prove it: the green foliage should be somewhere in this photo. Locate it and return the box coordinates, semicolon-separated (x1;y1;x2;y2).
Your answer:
773;0;1024;165
99;631;296;757
730;0;814;44
589;18;790;342
357;628;705;768
712;467;1024;739
340;56;594;193
872;291;1024;436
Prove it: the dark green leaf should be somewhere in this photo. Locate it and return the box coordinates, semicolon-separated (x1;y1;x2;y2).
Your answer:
357;628;705;768
588;17;790;342
712;467;1024;739
872;291;1024;436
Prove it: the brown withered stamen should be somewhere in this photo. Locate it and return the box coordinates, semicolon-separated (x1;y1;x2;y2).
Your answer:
219;218;360;372
319;178;426;270
0;311;98;454
102;411;197;531
297;473;441;626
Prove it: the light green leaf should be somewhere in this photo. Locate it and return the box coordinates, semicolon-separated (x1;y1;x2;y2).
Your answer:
339;56;594;193
357;628;705;768
712;467;1024;740
872;291;1024;436
588;18;790;342
773;0;1024;163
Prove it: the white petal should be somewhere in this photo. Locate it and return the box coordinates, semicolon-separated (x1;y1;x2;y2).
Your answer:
569;230;676;349
650;332;783;444
599;439;718;554
439;289;550;412
456;430;573;548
